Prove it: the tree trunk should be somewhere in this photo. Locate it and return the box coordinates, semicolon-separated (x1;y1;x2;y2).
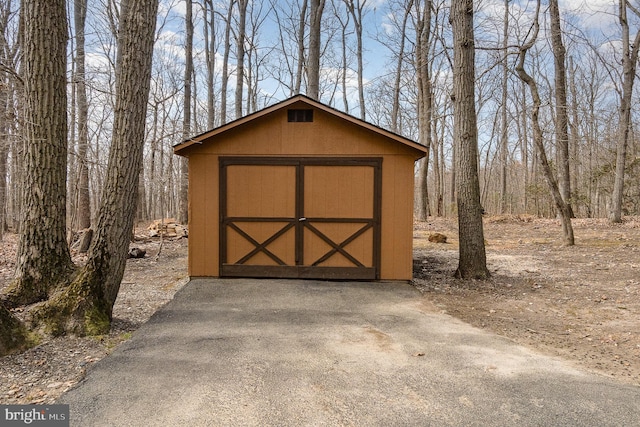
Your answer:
516;0;574;246
549;0;573;217
3;0;73;307
75;0;91;230
610;0;640;223
30;0;159;336
415;0;433;221
204;0;216;129
344;0;366;119
499;0;509;214
294;0;308;95
235;0;248;118
450;0;489;279
178;0;193;225
390;0;413;133
307;0;325;100
220;0;235;124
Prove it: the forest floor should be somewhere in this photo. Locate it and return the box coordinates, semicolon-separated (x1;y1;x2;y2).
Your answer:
1;215;639;404
413;215;640;386
0;231;189;404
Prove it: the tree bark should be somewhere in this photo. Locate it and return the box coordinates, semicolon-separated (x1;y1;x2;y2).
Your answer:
178;0;193;225
516;0;574;245
450;0;490;279
294;0;308;95
235;0;248;118
204;0;216;129
307;0;325;100
3;0;73;307
343;0;366;119
610;0;640;222
220;0;235;124
499;0;509;214
390;0;413;133
75;0;91;230
30;0;159;336
549;0;573;217
415;0;433;221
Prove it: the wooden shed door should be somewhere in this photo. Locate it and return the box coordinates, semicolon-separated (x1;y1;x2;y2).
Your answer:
220;157;382;280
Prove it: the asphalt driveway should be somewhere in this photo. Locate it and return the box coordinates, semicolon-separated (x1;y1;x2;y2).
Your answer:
60;279;640;426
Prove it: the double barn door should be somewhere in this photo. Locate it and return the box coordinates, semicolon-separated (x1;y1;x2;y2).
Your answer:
220;157;382;280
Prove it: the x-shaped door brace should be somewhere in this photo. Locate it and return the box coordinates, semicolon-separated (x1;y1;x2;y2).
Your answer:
228;221;296;265
303;221;373;268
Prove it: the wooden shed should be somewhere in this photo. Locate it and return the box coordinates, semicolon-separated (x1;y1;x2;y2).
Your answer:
173;95;427;281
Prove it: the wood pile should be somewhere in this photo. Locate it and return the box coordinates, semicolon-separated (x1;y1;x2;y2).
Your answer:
147;219;188;238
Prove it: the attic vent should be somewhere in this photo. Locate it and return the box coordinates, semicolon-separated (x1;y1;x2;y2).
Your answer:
288;109;314;122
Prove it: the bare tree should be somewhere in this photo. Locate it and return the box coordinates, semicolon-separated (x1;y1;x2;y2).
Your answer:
390;0;413;133
343;0;366;119
74;0;91;231
610;0;640;222
516;0;574;245
0;0;19;240
450;0;489;279
415;0;433;221
549;0;573;217
499;0;509;214
332;0;351;112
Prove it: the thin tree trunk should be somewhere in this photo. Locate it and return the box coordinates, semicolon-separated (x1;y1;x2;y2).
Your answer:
295;0;308;95
450;0;489;279
220;0;235;124
344;0;366;119
204;0;216;129
335;4;350;113
0;57;11;239
307;0;325;100
610;0;640;222
235;0;248;118
549;0;573;217
499;0;509;214
390;0;413;133
179;0;193;224
75;0;91;230
568;56;580;214
516;0;574;245
415;0;432;221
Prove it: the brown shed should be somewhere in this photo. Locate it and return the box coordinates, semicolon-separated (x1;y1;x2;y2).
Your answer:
174;95;427;281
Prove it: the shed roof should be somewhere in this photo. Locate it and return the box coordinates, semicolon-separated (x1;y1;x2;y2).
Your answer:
173;94;427;157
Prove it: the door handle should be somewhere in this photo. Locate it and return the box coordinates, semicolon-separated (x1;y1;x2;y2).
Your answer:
298;217;307;222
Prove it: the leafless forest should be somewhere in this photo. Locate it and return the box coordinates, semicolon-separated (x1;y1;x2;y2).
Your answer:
1;0;638;239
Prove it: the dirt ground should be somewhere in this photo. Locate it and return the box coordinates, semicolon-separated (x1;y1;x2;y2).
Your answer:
413;215;640;386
